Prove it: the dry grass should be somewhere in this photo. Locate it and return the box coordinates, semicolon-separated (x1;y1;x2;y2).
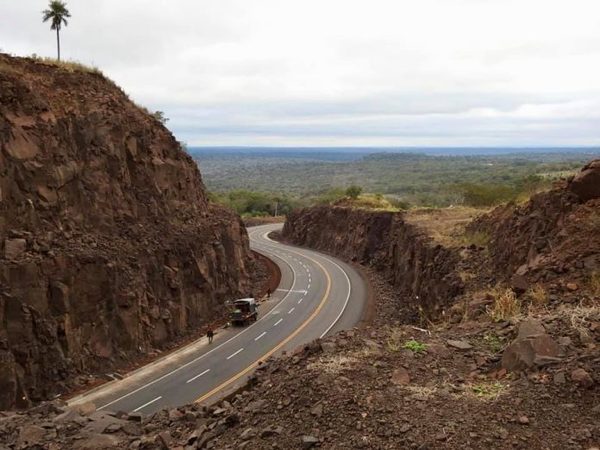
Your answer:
486;287;520;322
459;230;491;247
29;54;103;75
336;194;400;212
526;283;549;313
307;355;358;375
565;303;598;341
470;381;506;399
385;328;404;352
404;206;488;247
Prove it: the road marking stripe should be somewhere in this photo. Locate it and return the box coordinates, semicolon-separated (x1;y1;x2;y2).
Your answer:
194;250;332;405
274;318;283;326
254;331;267;341
258;229;354;339
187;369;210;384
298;298;303;304
226;348;244;360
288;307;295;314
133;396;162;412
95;240;298;411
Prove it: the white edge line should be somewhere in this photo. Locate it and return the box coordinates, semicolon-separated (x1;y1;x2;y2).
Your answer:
318;257;352;338
133;396;162;412
96;233;298;411
226;348;244;360
186;369;210;384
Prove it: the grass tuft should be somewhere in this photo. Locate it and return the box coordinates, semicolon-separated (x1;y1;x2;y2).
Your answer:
460;230;490;247
471;381;505;399
486;287;520;322
402;340;428;353
526;283;549;312
482;332;504;353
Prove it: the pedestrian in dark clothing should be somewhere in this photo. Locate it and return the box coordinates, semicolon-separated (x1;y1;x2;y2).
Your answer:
207;328;214;344
267;288;271;299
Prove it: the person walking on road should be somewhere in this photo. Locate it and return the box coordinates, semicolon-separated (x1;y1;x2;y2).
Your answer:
207;327;214;344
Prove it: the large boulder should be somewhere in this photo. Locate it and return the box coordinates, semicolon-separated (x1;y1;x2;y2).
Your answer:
502;319;561;371
568;159;600;202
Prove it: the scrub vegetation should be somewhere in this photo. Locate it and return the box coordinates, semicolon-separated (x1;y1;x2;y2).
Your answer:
198;150;597;216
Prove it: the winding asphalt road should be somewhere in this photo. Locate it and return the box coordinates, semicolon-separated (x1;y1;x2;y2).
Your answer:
68;223;366;414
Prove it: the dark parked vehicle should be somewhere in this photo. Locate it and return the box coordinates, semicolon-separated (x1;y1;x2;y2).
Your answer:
229;298;258;326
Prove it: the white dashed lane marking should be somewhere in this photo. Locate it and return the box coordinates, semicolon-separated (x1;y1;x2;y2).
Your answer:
254;331;267;341
226;348;244;360
186;369;210;384
133;396;162;412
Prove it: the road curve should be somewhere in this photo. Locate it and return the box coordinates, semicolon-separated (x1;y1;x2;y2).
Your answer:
68;224;367;414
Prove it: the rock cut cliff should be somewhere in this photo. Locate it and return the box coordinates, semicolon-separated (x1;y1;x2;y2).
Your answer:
283;206;463;318
0;54;252;409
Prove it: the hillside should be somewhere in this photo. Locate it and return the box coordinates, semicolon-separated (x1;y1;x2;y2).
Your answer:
0;54;253;409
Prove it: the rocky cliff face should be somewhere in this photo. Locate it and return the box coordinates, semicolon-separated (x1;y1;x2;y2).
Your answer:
283;207;463;317
469;160;600;288
0;54;252;409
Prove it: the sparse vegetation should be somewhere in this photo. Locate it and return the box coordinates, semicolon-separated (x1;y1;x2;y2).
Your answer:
526;283;549;311
486;287;520;322
209;190;300;217
336;193;400;211
153;111;169;124
471;381;505;399
460;230;491;247
481;332;504;353
194;150;592;209
402;340;427;353
345;185;363;199
28;54;102;75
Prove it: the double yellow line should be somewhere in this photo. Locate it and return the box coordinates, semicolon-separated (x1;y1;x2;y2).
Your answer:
194;252;331;404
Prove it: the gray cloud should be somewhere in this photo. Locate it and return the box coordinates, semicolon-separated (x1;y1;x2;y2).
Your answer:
2;0;599;146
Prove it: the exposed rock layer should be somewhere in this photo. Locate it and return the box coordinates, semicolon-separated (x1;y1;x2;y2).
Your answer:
469;159;600;286
0;54;252;409
283;206;463;316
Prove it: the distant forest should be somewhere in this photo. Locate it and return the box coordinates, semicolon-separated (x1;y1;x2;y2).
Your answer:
192;148;600;216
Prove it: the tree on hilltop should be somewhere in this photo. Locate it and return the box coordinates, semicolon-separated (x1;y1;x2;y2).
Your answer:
42;1;71;61
346;185;363;199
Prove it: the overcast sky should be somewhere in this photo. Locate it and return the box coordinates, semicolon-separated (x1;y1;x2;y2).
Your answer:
2;0;600;147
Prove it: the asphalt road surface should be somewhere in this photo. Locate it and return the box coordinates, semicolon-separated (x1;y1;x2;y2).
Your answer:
68;224;367;414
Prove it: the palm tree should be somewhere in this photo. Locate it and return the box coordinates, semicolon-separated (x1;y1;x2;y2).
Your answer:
42;1;71;61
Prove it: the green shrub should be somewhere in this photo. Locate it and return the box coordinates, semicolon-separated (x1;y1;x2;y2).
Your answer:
345;185;363;199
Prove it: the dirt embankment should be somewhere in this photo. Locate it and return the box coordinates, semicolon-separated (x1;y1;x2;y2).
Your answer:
0;54;253;409
283;206;463;318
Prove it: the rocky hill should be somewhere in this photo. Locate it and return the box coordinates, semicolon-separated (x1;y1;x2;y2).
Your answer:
0;54;253;409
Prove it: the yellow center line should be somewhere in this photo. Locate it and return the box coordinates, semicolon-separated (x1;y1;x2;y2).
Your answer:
194;252;332;404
